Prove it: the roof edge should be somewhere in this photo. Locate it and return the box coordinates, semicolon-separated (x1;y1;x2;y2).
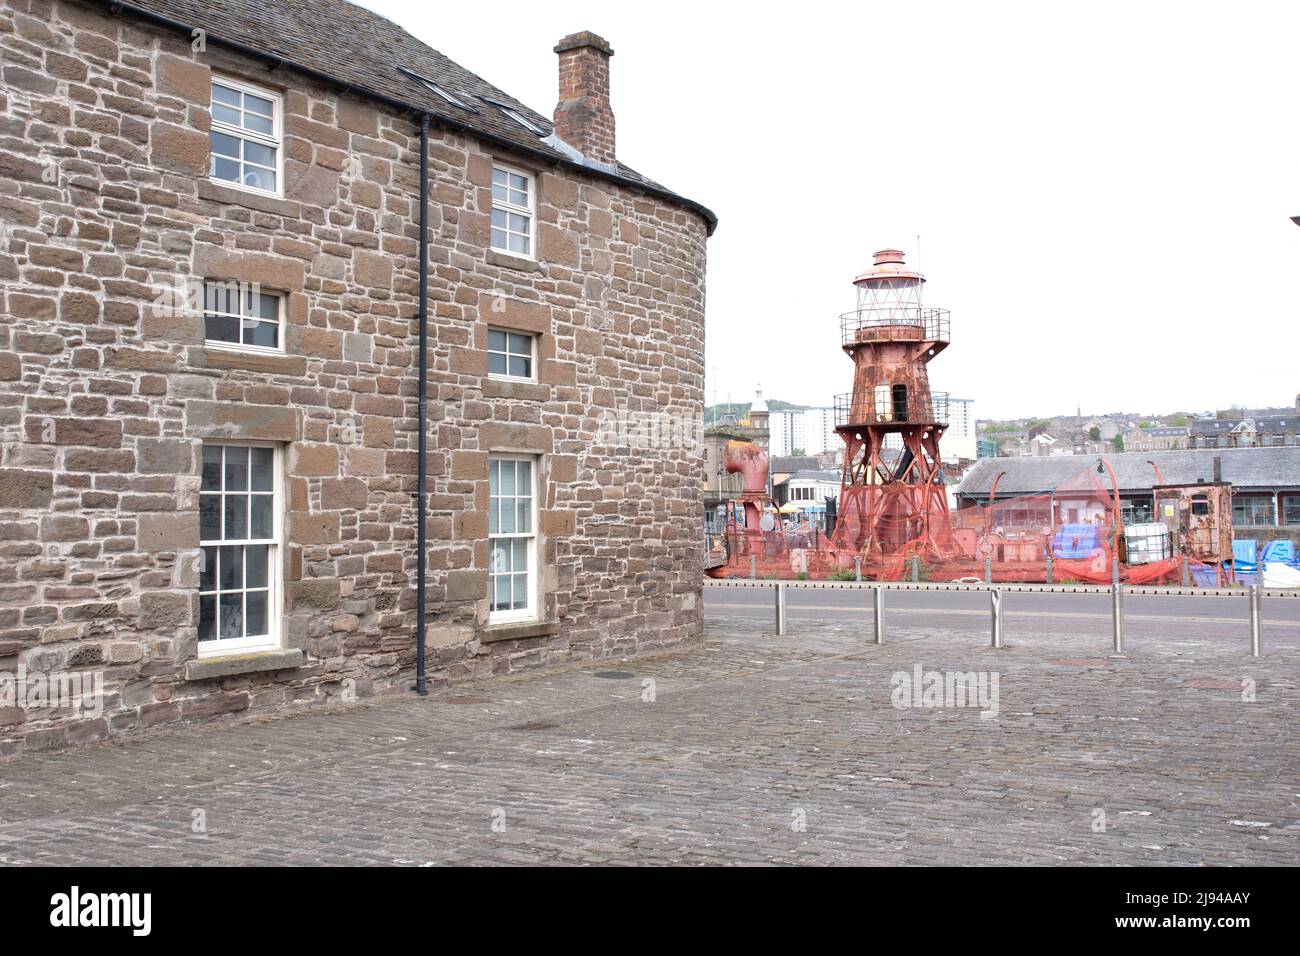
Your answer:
96;0;718;235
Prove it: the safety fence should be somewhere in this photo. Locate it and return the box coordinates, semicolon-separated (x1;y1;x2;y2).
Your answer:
702;577;1300;657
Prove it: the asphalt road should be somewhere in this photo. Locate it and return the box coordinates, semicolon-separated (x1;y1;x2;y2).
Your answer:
705;584;1300;647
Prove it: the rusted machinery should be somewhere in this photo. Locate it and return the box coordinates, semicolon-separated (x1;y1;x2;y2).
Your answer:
1153;472;1234;585
721;439;778;560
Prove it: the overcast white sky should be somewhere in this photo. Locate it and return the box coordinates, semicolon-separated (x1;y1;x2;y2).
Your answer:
362;0;1300;421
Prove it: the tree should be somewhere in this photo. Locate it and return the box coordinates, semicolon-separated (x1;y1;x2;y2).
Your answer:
790;447;806;457
1088;426;1101;441
1112;435;1125;452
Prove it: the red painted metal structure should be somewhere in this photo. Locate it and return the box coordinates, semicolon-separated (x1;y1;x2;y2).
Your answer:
707;249;1194;585
830;249;953;564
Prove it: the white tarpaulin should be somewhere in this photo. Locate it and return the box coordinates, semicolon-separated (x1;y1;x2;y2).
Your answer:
1262;561;1300;589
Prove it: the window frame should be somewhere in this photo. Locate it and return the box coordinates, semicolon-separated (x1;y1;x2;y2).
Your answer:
1231;495;1275;528
1283;495;1300;526
209;74;284;199
490;162;536;260
486;326;538;383
201;279;286;356
398;67;478;113
484;99;548;136
487;453;538;625
198;441;283;658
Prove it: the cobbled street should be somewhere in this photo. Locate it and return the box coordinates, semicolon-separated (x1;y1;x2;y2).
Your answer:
0;612;1296;866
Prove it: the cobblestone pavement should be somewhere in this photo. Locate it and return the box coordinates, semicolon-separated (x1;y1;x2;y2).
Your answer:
0;613;1296;866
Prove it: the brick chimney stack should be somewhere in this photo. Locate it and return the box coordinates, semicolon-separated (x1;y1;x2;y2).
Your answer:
553;31;615;164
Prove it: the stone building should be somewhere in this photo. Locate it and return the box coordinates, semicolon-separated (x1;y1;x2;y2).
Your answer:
1190;414;1300;448
0;0;715;755
1123;425;1189;452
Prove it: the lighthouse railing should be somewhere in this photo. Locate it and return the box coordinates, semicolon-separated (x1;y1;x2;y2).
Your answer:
834;391;950;429
839;307;950;348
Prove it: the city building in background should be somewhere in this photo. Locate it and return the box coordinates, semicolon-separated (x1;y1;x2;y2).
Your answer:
771;397;975;462
940;396;975;461
1124;425;1190;451
1190;404;1300;448
769;405;837;457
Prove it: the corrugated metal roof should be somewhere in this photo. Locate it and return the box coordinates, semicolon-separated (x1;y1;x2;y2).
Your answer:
956;447;1300;496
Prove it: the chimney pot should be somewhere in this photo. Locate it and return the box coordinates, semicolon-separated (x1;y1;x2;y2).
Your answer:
553;30;616;164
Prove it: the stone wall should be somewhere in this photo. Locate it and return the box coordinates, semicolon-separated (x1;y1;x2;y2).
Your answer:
0;0;709;755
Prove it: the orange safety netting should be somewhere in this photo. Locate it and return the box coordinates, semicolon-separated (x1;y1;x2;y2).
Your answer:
707;465;1216;585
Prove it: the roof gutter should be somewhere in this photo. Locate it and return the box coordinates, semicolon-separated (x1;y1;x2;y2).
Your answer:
98;0;718;234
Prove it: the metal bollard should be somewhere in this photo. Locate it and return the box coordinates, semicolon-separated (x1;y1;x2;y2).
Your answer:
1180;554;1190;588
1250;584;1261;657
985;556;992;584
800;552;809;576
854;556;862;582
911;555;919;582
1045;553;1053;585
873;585;885;645
775;582;787;636
990;587;1004;648
1111;580;1125;654
749;555;756;580
1109;557;1124;652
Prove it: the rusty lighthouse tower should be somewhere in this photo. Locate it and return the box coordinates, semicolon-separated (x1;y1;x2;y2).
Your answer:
831;249;952;565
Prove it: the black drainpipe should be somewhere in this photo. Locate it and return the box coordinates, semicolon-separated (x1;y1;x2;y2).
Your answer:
415;114;429;696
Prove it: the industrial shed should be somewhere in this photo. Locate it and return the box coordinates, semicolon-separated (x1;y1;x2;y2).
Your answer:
956;448;1300;529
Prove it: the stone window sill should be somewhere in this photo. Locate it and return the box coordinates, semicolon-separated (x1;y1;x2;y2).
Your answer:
482;378;549;401
477;620;559;644
198;179;301;217
487;249;543;273
184;648;304;681
199;348;307;376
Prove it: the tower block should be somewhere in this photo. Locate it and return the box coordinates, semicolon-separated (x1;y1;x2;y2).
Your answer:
831;250;954;564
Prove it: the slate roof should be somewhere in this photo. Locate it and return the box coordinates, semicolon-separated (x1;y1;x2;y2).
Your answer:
104;0;717;231
769;456;821;475
1191;416;1300;436
788;470;840;482
956;447;1300;496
